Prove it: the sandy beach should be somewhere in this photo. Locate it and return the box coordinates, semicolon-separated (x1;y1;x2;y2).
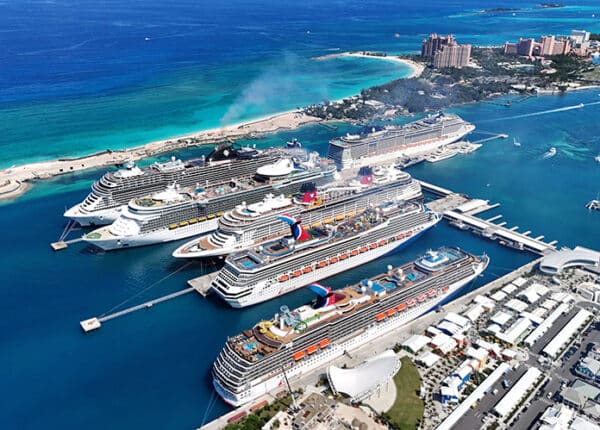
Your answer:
314;51;425;79
0;51;424;202
0;110;323;202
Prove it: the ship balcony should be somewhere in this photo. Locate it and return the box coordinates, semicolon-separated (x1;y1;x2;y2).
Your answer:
108;217;141;237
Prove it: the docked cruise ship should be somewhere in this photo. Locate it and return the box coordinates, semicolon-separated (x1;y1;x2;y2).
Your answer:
172;166;422;259
82;154;336;250
211;201;442;308
327;112;475;169
212;247;489;406
64;144;291;226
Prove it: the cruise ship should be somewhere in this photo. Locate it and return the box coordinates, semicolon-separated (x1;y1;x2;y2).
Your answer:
82;154;336;250
327;112;475;169
64;143;291;226
212;247;489;406
211;201;442;308
172;166;422;259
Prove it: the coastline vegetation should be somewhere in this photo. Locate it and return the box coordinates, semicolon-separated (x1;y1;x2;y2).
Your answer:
303;47;599;121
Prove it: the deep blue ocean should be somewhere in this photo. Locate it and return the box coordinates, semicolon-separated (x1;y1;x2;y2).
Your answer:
1;1;600;429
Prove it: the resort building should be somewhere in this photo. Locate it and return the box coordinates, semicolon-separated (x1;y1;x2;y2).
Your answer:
503;30;595;58
421;33;471;68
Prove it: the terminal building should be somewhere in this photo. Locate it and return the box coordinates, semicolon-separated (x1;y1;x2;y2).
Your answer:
327;350;400;403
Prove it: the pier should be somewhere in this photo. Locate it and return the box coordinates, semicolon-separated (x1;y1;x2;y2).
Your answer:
80;288;196;332
51;219;82;251
469;132;509;144
187;272;219;297
421;179;557;255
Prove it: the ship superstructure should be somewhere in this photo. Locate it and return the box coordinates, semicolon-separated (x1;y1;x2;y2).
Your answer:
172;165;422;259
327;112;475;169
212;247;489;406
64;144;291;226
82;154;336;250
211;201;442;308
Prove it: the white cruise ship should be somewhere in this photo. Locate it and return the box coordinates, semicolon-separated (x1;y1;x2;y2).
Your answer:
82;154;336;250
212;247;489;406
172;165;422;259
327;112;474;169
211;201;442;308
64;144;290;226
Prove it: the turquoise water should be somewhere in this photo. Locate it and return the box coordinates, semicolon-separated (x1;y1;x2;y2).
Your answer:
2;1;600;429
0;55;410;168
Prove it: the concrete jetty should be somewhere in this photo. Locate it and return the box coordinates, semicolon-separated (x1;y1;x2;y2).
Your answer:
419;178;557;255
187;272;219;297
80;287;196;332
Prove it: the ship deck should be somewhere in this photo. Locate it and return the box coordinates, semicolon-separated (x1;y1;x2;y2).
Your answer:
229;247;475;363
227;202;420;271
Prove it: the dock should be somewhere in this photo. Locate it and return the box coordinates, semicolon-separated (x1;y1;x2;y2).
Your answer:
421;179;557;255
51;219;82;251
79;287;196;332
443;210;556;255
187;272;219;297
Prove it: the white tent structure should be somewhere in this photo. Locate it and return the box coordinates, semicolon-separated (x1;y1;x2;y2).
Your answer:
327;350;401;402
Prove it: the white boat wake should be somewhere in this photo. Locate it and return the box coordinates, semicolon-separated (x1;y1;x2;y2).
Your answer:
479;101;600;123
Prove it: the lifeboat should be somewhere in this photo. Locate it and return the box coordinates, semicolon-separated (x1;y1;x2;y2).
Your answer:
335;214;345;221
324;217;333;224
347;211;356;217
396;233;405;240
198;216;207;222
407;299;416;307
306;345;318;354
179;221;189;227
339;253;348;260
278;274;289;282
207;214;216;219
369;243;378;250
417;294;426;302
350;250;359;257
318;339;330;348
169;224;178;230
216;211;224;217
441;286;449;293
189;218;198;224
293;351;305;361
302;266;313;274
406;231;413;237
317;261;327;269
427;289;437;297
396;303;407;312
329;256;339;264
360;246;368;253
386;308;396;317
292;270;302;278
378;239;387;246
375;313;386;321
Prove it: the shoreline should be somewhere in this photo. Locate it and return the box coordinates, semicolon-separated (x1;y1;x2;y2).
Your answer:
0;51;421;203
314;51;425;79
0;109;324;201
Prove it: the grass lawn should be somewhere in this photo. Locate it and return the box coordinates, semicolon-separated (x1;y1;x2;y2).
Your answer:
385;356;424;430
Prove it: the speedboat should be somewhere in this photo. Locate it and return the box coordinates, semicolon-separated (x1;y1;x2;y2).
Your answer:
543;147;557;158
513;138;521;147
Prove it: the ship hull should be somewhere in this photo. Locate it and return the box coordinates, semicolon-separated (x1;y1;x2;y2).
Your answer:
172;182;423;259
83;218;219;250
63;204;125;227
218;216;440;308
213;261;486;407
338;127;473;170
